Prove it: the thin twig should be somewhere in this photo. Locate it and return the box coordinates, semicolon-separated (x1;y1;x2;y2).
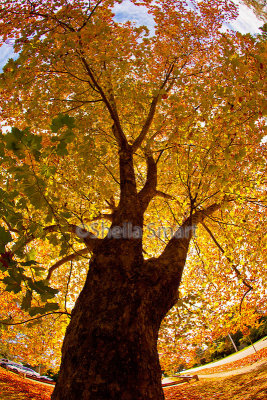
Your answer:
1;312;71;326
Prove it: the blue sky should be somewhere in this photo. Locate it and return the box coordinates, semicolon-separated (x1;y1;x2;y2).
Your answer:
0;0;263;71
112;0;263;32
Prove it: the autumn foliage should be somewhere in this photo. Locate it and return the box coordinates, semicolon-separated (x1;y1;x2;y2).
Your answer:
0;367;53;400
0;0;266;398
1;347;267;400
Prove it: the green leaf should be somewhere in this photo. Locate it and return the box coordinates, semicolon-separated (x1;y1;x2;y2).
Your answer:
28;306;46;316
11;127;24;139
27;278;59;297
27;247;37;261
4;130;25;157
47;234;60;246
3;275;21;294
0;263;7;272
32;149;41;161
56;141;68;156
8;269;23;284
0;226;12;252
44;302;60;312
50;114;75;133
2;276;15;285
45;285;59;295
6;212;24;228
31;279;47;294
0;226;12;243
207;165;219;173
20;260;39;266
40;165;56;178
7;285;21;294
40;291;57;301
21;290;32;311
28;302;59;316
30;135;42;150
224;147;231;160
60;211;72;219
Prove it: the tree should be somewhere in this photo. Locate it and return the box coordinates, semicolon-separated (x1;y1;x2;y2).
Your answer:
0;0;266;399
242;0;267;21
158;209;267;373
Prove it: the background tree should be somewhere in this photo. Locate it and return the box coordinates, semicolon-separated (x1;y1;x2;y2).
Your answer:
242;0;267;21
0;1;266;399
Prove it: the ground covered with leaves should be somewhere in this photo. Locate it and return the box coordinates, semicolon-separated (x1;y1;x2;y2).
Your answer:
196;347;267;375
0;358;267;400
164;361;267;400
0;367;53;400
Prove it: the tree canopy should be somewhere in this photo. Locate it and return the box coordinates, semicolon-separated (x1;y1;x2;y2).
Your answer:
0;0;266;397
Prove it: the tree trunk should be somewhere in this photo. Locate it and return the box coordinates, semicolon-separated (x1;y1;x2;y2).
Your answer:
51;237;184;400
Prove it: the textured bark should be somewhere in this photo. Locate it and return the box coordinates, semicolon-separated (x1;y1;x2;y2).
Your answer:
50;144;220;399
51;234;187;400
49;139;222;399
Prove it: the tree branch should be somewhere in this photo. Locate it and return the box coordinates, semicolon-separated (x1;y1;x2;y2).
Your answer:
96;156;120;185
28;9;75;33
46;248;89;281
155;191;175;200
0;312;70;326
89;213;113;222
132;63;175;152
158;202;224;264
2;217;20;233
132;97;159;153
138;152;157;211
105;197;116;211
79;56;128;148
201;222;253;312
77;0;104;32
116;150;138;215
